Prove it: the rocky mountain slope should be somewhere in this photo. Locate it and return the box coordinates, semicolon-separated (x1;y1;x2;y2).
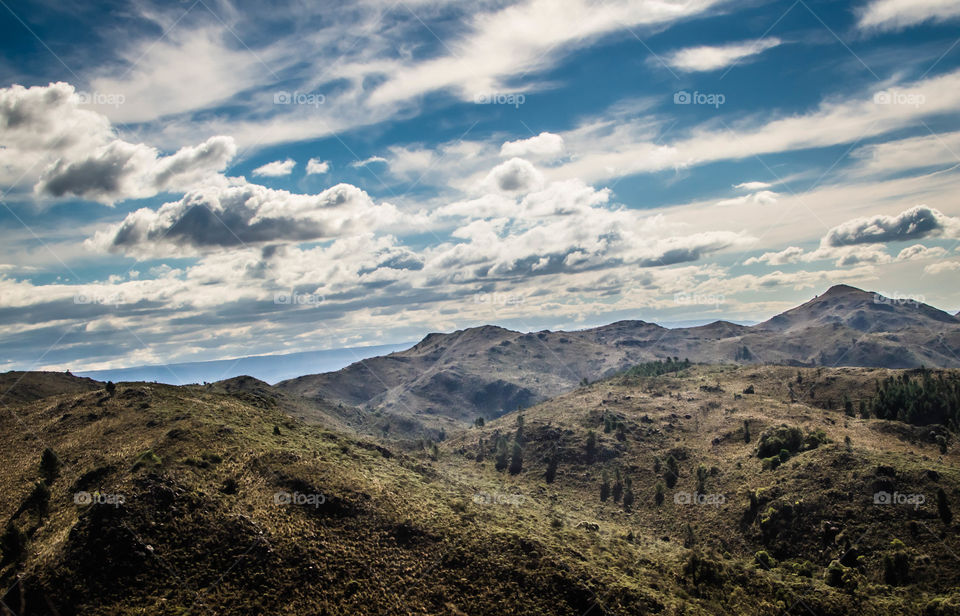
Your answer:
278;285;960;430
1;365;958;614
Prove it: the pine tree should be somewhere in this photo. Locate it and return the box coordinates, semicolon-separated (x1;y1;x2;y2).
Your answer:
743;420;751;443
545;456;558;483
600;471;610;502
509;441;523;475
495;437;509;472
938;488;953;525
586;430;597;462
612;468;623;503
665;455;679;488
622;477;634;512
40;448;61;483
655;481;665;506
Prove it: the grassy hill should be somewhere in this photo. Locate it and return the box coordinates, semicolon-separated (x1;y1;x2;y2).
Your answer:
1;366;959;614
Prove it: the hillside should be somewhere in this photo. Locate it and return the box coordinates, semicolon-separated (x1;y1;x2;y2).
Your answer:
279;285;960;429
1;366;958;614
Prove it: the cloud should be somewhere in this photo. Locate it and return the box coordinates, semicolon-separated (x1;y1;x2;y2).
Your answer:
87;179;404;256
850;131;960;176
367;0;724;106
306;158;330;175
483;158;544;193
1;82;236;205
733;181;773;191
350;156;388;168
715;190;779;207
858;0;960;31
822;205;960;247
500;132;565;160
896;244;948;261
924;260;960;275
252;159;296;177
662;38;782;72
744;246;804;266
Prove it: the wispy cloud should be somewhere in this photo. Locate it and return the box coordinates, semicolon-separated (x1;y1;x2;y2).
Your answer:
662;38;782;72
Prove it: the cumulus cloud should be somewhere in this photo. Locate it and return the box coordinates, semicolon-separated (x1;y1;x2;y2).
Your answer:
1;82;235;204
483;158;544;193
87;179;403;257
500;132;565;160
896;244;948;261
662;38;781;72
924;260;960;275
822;205;960;247
858;0;960;31
744;246;804;266
252;159;296;177
306;158;330;175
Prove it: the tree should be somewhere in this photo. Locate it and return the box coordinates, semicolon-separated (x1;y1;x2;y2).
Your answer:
273;425;281;436
495;437;509;472
696;464;708;493
545;456;558;483
40;448;61;483
622;478;634;512
616;422;627;442
509;442;523;475
612;468;623;503
743;420;751;444
600;471;610;502
655;481;665;506
665;455;679;488
474;416;485;428
105;381;116;395
938;488;953;525
430;443;440;461
586;430;597;462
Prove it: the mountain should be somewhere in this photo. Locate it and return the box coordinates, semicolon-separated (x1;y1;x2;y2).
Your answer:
2;365;958;614
76;342;413;385
278;285;960;428
0;371;101;405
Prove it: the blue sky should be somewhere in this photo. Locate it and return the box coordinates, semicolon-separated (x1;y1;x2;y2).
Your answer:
1;0;960;372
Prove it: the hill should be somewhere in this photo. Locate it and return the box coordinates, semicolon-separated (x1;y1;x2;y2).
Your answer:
1;366;958;614
278;285;960;429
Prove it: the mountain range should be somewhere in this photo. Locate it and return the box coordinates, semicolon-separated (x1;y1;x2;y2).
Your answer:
278;285;960;432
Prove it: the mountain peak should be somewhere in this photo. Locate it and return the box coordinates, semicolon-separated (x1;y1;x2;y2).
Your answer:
820;283;869;297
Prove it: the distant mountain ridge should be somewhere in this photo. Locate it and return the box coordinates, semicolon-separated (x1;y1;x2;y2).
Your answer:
277;285;960;430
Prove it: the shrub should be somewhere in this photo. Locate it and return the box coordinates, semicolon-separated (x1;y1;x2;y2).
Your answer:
622;478;634;512
0;523;27;565
825;561;847;588
585;430;597;462
40;447;61;483
600;471;610;502
508;442;523;475
743;420;751;443
665;455;679;488
654;481;665;506
756;425;804;458
754;550;776;569
937;488;952;525
883;539;911;586
26;480;50;515
545;456;557;484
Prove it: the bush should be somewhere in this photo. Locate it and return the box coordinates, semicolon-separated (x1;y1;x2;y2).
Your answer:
756;425;804;458
40;447;61;483
754;550;776;569
937;488;952;525
655;481;665;506
0;523;27;565
883;539;911;586
508;442;523;475
545;456;557;483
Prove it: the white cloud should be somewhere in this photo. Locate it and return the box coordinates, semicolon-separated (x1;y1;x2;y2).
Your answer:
350;156;388;168
858;0;960;31
896;244;948;261
0;82;236;205
483;158;544;193
662;38;782;72
733;181;773;191
924;260;960;275
306;158;330;175
850;131;960;176
744;246;805;266
252;158;296;177
822;205;960;247
500;132;565;160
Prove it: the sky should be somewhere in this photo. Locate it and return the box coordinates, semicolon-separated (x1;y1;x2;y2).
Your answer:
1;0;959;373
